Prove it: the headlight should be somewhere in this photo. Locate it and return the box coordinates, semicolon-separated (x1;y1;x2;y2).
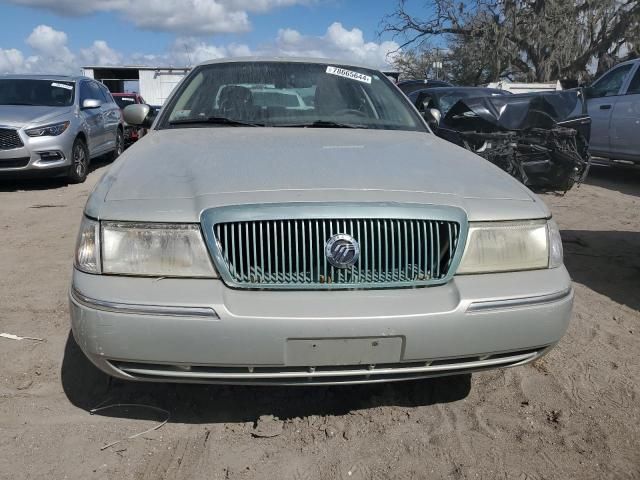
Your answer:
101;222;217;277
75;216;101;274
457;219;561;274
25;121;70;137
547;219;563;268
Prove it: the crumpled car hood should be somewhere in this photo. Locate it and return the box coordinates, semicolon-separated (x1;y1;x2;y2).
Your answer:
444;89;588;132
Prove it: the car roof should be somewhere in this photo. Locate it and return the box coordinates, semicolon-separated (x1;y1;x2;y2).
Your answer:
398;79;452;86
414;87;509;95
196;56;380;71
0;74;88;82
422;86;505;92
612;58;640;68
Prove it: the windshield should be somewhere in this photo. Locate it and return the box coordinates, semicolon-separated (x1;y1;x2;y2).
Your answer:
0;79;75;107
161;62;426;131
113;95;138;109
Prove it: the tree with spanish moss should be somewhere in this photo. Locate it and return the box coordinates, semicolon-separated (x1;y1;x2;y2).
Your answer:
382;0;639;84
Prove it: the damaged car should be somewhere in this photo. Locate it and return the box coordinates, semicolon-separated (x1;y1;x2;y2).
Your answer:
413;87;591;191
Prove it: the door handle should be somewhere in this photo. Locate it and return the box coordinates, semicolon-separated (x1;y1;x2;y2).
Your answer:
599;105;612;110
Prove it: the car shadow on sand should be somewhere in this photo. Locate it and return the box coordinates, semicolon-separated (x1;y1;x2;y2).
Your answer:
584;166;640;197
562;229;640;311
0;157;112;192
61;333;471;424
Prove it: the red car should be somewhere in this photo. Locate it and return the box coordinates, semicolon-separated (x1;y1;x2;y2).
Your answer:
112;93;147;144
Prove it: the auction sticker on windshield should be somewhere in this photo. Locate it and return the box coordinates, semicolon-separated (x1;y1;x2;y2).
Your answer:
326;66;372;84
51;82;73;90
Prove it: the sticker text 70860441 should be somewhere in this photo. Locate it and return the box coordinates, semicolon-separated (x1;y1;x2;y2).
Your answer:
326;66;372;84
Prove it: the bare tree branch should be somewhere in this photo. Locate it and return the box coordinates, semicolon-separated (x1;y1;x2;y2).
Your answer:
381;0;640;83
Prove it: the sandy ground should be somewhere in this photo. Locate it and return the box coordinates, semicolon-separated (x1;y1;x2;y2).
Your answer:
0;162;638;480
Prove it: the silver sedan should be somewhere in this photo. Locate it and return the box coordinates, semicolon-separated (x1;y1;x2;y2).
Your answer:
69;57;572;385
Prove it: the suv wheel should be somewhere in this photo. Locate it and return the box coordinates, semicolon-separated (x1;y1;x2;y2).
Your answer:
67;138;89;184
109;129;124;161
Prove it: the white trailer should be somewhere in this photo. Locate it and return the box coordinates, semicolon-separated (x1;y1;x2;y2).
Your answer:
81;66;190;105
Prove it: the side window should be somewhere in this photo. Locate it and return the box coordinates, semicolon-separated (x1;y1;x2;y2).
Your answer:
89;82;105;102
591;64;633;97
99;84;113;103
414;92;433;111
79;81;93;103
626;67;640;95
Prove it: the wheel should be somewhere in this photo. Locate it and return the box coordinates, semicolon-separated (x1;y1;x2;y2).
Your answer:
109;128;124;161
67;137;89;184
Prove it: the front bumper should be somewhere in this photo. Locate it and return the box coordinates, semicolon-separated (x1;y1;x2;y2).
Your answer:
0;127;74;176
69;267;573;385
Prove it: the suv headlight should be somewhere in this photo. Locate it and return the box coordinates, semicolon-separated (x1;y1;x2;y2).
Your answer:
101;222;217;278
457;219;563;274
25;121;70;137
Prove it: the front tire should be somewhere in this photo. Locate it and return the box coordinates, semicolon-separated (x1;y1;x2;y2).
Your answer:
109;128;124;161
67;138;89;184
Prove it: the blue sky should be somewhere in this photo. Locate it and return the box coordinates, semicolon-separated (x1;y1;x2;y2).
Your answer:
0;1;406;74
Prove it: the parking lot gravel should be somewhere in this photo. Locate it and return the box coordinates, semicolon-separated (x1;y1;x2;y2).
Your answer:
0;163;638;480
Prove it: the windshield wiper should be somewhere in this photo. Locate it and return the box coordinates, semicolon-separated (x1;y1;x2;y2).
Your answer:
277;120;367;129
169;116;264;127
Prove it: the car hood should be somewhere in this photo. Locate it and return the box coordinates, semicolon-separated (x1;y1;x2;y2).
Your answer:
89;128;548;222
0;105;73;128
443;89;589;131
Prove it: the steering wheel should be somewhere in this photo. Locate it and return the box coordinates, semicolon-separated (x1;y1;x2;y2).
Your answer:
333;108;368;118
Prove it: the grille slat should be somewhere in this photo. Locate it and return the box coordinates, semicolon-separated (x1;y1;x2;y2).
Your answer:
0;128;23;150
212;217;461;289
435;222;441;279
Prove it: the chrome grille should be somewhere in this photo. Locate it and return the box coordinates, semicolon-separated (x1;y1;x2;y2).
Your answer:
0;128;24;150
211;217;461;289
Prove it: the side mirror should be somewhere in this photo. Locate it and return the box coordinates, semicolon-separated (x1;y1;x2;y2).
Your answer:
82;98;102;109
423;108;441;129
123;104;153;128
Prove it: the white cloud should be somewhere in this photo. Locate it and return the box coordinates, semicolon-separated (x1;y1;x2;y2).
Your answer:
171;37;229;65
0;48;25;73
270;22;400;68
0;24;119;74
228;43;252;57
0;21;399;75
24;24;75;73
126;1;251;35
277;28;302;45
26;24;68;53
79;40;123;66
5;0;309;34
